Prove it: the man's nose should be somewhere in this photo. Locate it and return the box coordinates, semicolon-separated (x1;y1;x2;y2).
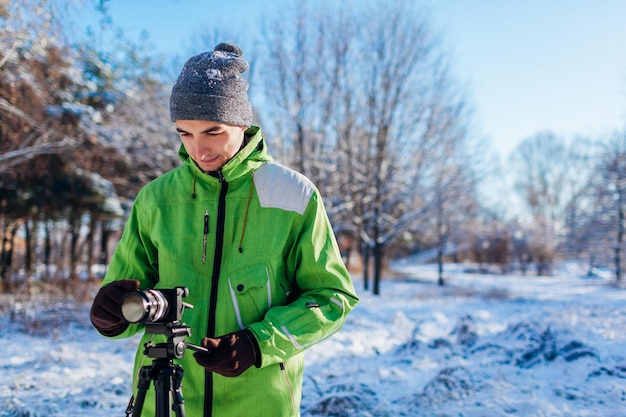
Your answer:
197;144;212;160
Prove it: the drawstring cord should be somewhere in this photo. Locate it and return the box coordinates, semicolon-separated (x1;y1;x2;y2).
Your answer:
238;172;254;253
191;170;198;199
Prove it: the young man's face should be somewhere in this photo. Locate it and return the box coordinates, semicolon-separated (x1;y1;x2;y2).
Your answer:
175;120;247;172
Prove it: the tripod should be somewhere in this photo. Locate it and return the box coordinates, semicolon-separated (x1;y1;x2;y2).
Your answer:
133;356;185;417
127;323;206;417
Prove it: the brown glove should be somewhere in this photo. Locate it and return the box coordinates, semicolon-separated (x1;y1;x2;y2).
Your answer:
90;279;140;336
193;329;260;377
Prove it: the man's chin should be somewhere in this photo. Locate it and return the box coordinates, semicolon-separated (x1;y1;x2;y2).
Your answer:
197;160;223;172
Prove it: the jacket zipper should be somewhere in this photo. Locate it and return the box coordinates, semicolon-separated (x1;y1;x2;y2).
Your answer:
280;363;296;414
202;210;209;264
205;170;228;417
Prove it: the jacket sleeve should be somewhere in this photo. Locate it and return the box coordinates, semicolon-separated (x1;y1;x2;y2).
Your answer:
247;190;359;366
99;195;158;339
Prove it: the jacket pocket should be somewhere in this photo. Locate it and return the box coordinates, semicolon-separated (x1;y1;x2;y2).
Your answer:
228;263;273;329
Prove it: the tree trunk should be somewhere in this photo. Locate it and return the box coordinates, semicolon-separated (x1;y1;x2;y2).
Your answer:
69;215;80;287
361;241;370;291
615;187;624;283
373;241;383;295
57;220;67;286
44;220;51;282
26;216;39;291
100;220;112;266
1;221;16;292
437;242;445;286
24;218;32;277
86;214;96;282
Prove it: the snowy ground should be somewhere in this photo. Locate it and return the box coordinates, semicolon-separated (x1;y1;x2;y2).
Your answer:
1;262;626;416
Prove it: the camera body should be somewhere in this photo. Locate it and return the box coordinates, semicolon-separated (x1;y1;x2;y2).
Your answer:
121;286;189;324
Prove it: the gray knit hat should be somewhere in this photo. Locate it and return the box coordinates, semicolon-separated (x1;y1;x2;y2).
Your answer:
169;42;253;126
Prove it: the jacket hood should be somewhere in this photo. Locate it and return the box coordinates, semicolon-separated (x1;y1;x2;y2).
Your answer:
177;125;272;182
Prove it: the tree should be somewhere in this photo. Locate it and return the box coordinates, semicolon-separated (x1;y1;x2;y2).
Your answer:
259;0;472;294
0;0;90;173
509;132;573;275
557;138;599;273
259;1;366;280
591;129;626;283
0;0;177;291
0;0;101;289
259;1;351;188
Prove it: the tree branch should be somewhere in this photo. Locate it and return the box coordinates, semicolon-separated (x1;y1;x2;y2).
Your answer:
0;136;79;173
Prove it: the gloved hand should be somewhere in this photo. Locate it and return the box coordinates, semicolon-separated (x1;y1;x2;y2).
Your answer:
90;279;140;336
194;329;260;377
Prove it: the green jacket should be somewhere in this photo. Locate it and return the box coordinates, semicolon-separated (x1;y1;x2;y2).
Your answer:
101;126;359;417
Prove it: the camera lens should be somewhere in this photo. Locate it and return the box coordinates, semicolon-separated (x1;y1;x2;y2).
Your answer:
121;289;169;324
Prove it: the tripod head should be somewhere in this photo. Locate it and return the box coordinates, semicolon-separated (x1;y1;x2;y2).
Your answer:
142;319;209;360
143;322;193;359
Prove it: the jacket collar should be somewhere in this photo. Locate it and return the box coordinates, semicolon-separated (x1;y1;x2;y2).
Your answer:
178;126;272;183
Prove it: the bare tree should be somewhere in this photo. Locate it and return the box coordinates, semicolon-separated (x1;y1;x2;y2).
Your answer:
259;1;366;276
557;138;600;273
259;1;350;187
591;129;626;283
509;132;573;275
354;2;476;294
259;1;472;294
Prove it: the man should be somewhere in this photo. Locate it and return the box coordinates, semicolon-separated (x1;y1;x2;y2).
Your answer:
90;42;359;417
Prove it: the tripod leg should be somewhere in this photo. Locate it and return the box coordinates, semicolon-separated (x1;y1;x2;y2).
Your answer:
155;364;174;417
171;365;186;417
131;366;152;417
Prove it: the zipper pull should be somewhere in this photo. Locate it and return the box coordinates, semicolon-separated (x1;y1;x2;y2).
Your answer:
202;210;209;264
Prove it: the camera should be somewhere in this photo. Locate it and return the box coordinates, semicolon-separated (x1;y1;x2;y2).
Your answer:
121;286;190;324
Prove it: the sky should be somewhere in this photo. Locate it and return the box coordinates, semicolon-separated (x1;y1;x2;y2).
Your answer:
93;0;626;160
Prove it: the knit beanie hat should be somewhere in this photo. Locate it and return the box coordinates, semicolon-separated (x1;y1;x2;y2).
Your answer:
169;42;253;126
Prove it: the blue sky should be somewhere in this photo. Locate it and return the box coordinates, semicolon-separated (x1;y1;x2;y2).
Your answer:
97;0;626;159
425;1;626;159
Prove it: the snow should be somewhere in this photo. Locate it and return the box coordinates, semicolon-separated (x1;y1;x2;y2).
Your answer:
2;263;626;416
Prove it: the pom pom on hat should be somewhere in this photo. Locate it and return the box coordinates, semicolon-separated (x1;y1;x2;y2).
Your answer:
169;42;253;126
